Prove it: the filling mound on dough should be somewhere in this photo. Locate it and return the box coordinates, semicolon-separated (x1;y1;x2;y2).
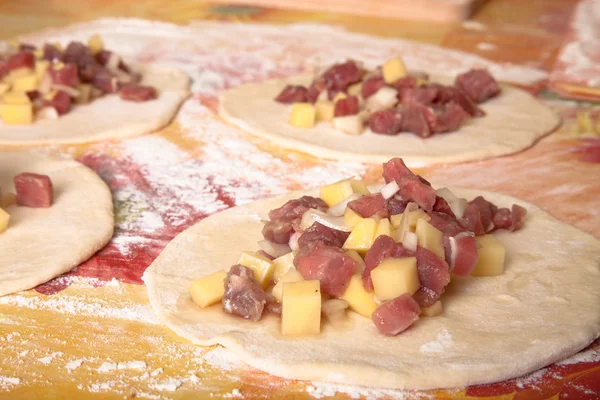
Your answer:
0;35;158;125
189;157;525;336
0;172;53;233
275;58;500;137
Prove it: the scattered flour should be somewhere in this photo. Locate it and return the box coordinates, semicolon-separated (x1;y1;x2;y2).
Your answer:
0;376;21;388
476;42;497;51
66;359;84;371
117;361;147;370
37;352;63;365
556;345;600;365
98;362;117;373
150;368;163;377
149;378;183;392
90;381;116;392
199;346;243;371
419;329;454;354
306;381;422;400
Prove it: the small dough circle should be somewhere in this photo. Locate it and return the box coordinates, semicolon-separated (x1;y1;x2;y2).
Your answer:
219;74;561;166
144;188;600;390
0;64;190;147
0;152;114;296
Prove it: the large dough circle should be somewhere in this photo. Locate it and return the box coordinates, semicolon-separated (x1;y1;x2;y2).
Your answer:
144;188;600;390
0;152;114;296
0;64;190;147
219;74;561;166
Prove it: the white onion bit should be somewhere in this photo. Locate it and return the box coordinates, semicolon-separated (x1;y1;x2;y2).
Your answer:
258;239;291;258
301;209;351;232
327;193;362;217
380;180;400;200
403;231;418;252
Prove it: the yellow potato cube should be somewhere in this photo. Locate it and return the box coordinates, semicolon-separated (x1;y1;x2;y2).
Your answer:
375;218;393;239
35;60;50;80
272;251;296;282
189;270;227;308
76;84;93;105
33;48;44;60
344;250;365;274
343;218;378;253
344;208;364;231
272;268;304;303
370;257;420;301
0;193;16;208
87;34;104;55
332;92;347;103
390;209;430;229
54;42;64;51
315;100;335;122
472;234;506;277
281;280;321;335
350;179;370;195
3;92;31;105
0;103;33;125
289;102;316;128
0;84;9;97
0;208;9;233
12;74;38;92
415;219;445;259
382;57;408;84
416;77;429;87
4;67;34;84
237;251;275;287
320;179;355;206
421;300;443;317
347;82;362;96
340;275;377;318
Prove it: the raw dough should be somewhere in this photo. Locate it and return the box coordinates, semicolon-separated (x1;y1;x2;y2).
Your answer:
144;188;600;389
0;152;114;296
0;64;190;146
219;74;561;166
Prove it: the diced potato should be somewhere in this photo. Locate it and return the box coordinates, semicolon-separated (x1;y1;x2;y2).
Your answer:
35;60;50;80
0;208;9;233
375;218;393;239
472;234;506;277
87;34;104;55
272;251;296;282
189;270;227;308
0;83;10;96
344;208;364;230
75;84;93;104
350;179;370;195
415;219;444;259
390;209;430;230
281;280;321;335
289;103;316;128
416;77;429;87
421;300;443;317
237;251;275;287
0;193;16;208
2;92;31;105
0;103;33;125
333;115;364;136
347;82;362;96
33;48;44;60
343;218;378;253
382;57;408;84
320;179;355;206
370;257;420;301
315;100;335;122
341;275;377;318
344;250;365;274
12;74;38;92
332;92;347;103
43;90;58;101
53;62;65;71
4;67;34;84
272;268;304;303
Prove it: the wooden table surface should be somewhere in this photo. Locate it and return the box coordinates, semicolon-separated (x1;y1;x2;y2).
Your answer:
1;1;599;399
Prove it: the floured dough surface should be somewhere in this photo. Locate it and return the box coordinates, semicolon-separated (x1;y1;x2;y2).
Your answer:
144;188;600;389
0;64;190;146
0;152;114;296
219;74;561;166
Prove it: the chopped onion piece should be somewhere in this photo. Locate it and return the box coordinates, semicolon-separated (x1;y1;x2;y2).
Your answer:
51;84;80;98
333;115;364;136
37;107;59;120
39;73;52;94
366;87;398;112
327;193;362;217
380;180;400;200
448;236;458;270
258;239;291;258
436;187;467;219
403;231;418;252
322;299;349;327
300;209;351;232
394;205;412;242
107;53;121;71
289;232;301;252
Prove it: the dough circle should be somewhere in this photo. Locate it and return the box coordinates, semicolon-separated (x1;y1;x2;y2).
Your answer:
144;188;600;389
0;64;190;147
0;152;114;296
219;74;561;166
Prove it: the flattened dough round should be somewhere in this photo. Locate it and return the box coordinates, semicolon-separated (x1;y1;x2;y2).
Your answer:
0;152;114;296
0;64;190;147
219;74;561;166
144;188;600;389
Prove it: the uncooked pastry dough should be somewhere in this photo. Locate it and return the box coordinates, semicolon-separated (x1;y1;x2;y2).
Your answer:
219;74;561;166
0;64;190;146
144;187;600;389
0;152;114;296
